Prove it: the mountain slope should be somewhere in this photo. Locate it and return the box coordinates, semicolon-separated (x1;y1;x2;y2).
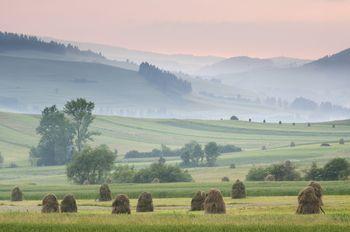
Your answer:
0;55;191;114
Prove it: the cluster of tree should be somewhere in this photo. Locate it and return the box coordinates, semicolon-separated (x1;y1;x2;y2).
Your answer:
30;98;97;166
0;31;104;59
139;62;192;95
112;160;192;183
290;97;350;114
246;160;301;181
125;143;241;159
304;158;350;181
179;141;220;167
67;145;116;184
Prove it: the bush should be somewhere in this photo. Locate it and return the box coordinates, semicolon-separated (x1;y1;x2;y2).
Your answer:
111;165;136;183
229;163;236;169
133;163;193;183
290;142;296;147
230;115;239;120
339;138;345;145
322;158;349;180
246;166;270;181
246;161;301;181
221;177;230;182
217;145;242;153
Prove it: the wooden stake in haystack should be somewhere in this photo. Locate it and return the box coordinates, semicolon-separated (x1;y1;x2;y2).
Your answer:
136;192;154;212
190;191;206;211
112;194;131;214
42;193;59;213
204;189;226;214
60;194;78;213
296;181;324;214
231;179;246;199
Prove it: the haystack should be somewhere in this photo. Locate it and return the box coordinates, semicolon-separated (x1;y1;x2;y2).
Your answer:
190;191;206;211
231;179;246;199
112;194;131;214
99;184;112;201
204;189;226;214
296;182;323;214
221;176;230;182
60;194;77;213
42;194;59;213
339;138;345;145
136;192;154;212
264;174;275;181
290;142;296;147
11;186;23;201
151;178;160;183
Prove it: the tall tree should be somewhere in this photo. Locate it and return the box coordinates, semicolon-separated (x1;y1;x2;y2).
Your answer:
30;105;74;166
64;98;98;152
204;142;220;166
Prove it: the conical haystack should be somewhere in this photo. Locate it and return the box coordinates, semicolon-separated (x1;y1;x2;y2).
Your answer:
136;192;154;212
99;184;112;201
204;189;226;214
42;194;59;213
112;194;131;214
264;174;275;181
11;186;23;201
190;191;206;211
231;179;246;199
60;194;77;213
296;182;323;214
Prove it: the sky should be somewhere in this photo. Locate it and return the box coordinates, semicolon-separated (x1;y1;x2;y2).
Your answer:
1;0;350;58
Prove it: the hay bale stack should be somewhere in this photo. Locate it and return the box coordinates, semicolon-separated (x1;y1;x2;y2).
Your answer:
112;194;131;214
42;194;59;213
339;138;345;145
261;145;267;150
60;194;77;213
296;182;323;214
190;191;206;211
221;176;230;182
99;184;112;201
264;174;275;181
231;179;246;199
83;180;90;185
204;189;226;214
136;192;154;212
321;143;331;147
11;186;23;201
290;142;296;147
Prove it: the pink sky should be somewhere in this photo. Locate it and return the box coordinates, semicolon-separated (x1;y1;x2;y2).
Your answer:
1;0;350;58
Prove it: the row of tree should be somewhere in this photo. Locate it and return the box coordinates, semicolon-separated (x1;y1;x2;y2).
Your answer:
0;31;104;58
246;158;350;181
30;98;97;166
139;62;192;96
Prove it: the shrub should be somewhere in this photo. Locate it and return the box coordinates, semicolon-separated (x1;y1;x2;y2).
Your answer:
204;189;226;214
230;115;239;120
112;165;136;183
11;187;23;201
136;192;154;212
321;143;331;147
279;121;282;125
246;161;301;181
217;145;242;153
229;163;236;169
231;179;246;199
112;194;131;214
190;191;206;211
246;166;269;181
221;176;230;182
322;158;349;180
290;142;296;147
304;162;324;181
60;194;77;213
133;163;192;183
41;194;59;213
339;138;345;145
99;184;112;201
261;145;267;150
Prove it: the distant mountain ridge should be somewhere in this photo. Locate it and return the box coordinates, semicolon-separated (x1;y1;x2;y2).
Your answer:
197;56;310;76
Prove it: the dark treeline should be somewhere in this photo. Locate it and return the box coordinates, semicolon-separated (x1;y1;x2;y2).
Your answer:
124;144;241;159
0;31;104;59
139;62;192;95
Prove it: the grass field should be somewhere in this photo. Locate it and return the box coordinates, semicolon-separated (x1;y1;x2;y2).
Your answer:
0;195;350;231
